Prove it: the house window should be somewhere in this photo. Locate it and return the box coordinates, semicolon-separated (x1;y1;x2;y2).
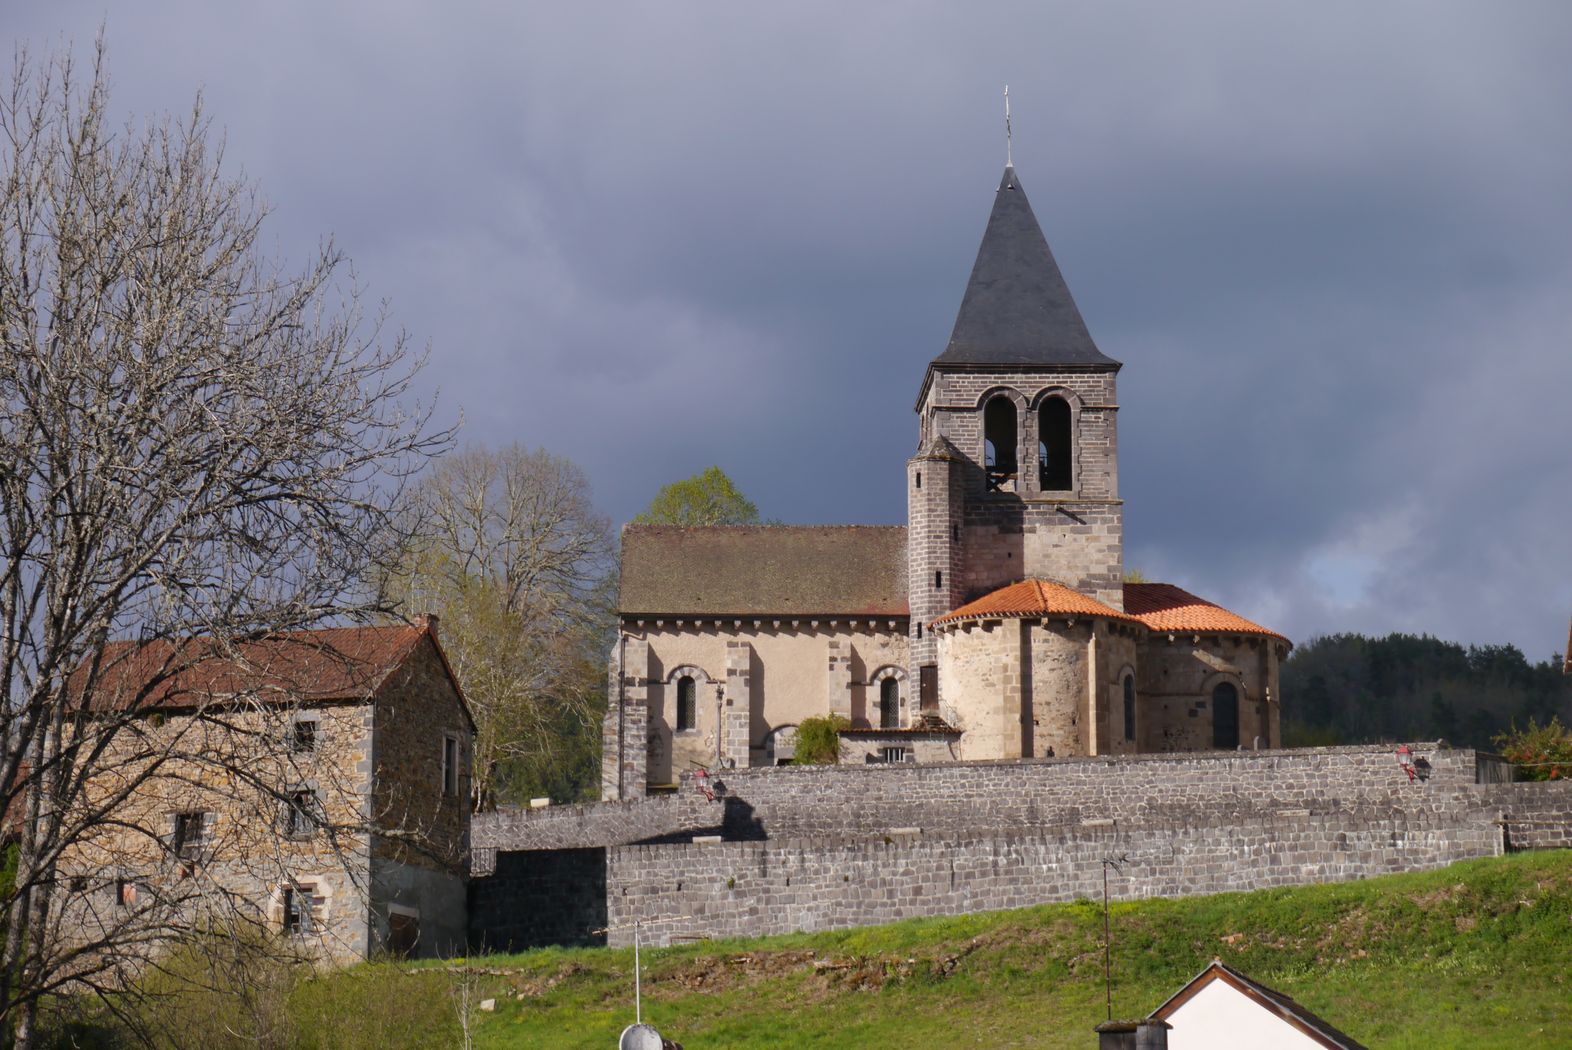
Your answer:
676;675;697;731
291;720;317;753
442;735;460;797
983;396;1018;491
284;789;317;839
282;884;315;935
170;811;208;862
116;879;139;908
879;678;900;730
881;746;908;764
1122;675;1136;743
1212;682;1240;750
1038;396;1073;490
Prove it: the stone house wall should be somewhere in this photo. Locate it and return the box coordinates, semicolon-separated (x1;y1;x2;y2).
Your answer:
366;635;473;957
55;702;377;964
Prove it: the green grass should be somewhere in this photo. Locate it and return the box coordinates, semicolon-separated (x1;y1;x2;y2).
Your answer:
80;850;1572;1048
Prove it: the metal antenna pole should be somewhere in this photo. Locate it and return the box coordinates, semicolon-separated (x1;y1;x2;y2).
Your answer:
634;920;642;1025
1004;85;1013;167
1101;854;1127;1021
1103;861;1112;1021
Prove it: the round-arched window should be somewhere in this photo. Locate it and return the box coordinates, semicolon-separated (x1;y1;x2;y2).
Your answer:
1212;681;1239;750
1039;396;1072;491
676;675;697;732
880;678;900;730
1122;674;1136;743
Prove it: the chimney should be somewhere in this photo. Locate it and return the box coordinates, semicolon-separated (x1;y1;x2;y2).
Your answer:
1094;1019;1169;1050
421;612;439;639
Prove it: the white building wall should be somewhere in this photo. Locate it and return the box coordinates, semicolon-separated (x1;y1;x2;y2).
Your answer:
1166;980;1329;1050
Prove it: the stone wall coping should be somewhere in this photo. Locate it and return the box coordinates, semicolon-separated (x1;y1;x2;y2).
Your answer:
600;801;1525;861
702;741;1457;781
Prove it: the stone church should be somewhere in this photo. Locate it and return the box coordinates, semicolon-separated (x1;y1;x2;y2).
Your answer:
603;164;1290;799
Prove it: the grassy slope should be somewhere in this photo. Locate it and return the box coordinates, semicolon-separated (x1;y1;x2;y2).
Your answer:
318;851;1572;1049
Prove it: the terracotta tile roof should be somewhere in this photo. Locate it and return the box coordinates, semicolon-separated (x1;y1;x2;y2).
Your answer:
71;620;436;711
1124;583;1288;642
620;525;908;617
931;579;1135;627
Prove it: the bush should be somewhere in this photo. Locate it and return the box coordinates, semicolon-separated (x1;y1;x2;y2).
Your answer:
1493;717;1572;781
794;715;849;765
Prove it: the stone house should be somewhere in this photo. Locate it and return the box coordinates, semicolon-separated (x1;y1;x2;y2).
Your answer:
55;616;473;964
605;163;1290;798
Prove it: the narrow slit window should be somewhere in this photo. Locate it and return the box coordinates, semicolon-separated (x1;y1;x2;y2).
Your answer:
676;675;697;731
1122;675;1136;743
442;735;460;797
934;570;943;590
1038;396;1073;490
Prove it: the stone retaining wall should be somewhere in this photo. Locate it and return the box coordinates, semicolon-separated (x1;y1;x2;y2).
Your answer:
605;806;1505;947
468;746;1572;951
475;744;1484;854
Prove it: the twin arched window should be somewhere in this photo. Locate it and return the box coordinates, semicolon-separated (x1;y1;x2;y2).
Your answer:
675;675;697;732
983;393;1073;492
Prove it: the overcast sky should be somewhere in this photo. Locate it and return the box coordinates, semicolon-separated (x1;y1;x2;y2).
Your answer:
15;2;1572;660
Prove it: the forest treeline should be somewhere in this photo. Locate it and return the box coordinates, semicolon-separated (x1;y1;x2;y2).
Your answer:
1281;632;1571;750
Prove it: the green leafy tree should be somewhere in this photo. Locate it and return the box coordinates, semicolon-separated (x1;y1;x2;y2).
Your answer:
793;715;850;765
1493;717;1572;782
634;466;761;526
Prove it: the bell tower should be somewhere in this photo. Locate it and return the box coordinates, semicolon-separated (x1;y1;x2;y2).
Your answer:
908;163;1124;695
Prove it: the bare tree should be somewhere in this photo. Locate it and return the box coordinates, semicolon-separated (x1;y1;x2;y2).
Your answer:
0;40;446;1045
382;445;614;810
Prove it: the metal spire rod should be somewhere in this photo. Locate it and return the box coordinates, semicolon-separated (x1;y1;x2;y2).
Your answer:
1004;84;1013;167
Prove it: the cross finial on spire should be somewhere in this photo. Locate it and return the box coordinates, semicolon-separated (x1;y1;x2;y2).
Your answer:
1004;85;1013;167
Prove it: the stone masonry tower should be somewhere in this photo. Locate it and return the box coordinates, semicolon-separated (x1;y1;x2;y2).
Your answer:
907;165;1124;700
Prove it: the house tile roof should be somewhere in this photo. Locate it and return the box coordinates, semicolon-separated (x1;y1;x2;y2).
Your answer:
72;620;438;711
619;525;908;617
930;579;1135;627
1124;583;1288;642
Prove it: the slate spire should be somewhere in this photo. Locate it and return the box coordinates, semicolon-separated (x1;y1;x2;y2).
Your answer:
936;166;1118;369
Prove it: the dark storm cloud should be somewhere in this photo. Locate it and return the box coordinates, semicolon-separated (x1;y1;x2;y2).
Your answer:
15;1;1572;658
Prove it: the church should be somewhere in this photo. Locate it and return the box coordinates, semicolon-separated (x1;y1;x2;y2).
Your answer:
603;163;1290;798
